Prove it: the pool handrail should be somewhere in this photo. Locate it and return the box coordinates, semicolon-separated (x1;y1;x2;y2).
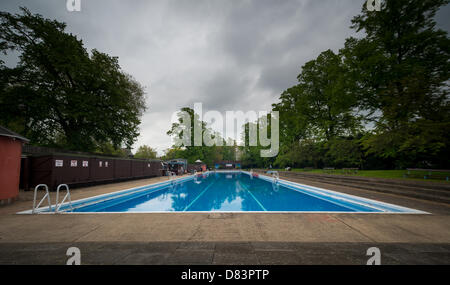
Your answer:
55;184;73;213
32;184;51;214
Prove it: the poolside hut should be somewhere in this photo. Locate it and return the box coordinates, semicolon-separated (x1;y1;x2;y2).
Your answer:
19;145;163;190
167;158;188;175
0;126;29;205
195;159;207;172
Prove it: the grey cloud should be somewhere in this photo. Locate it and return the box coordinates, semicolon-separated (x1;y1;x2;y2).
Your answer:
435;3;450;32
196;67;254;111
1;0;449;155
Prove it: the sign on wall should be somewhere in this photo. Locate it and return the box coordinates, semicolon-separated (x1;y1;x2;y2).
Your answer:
99;161;103;167
55;160;63;167
70;160;78;167
82;161;89;167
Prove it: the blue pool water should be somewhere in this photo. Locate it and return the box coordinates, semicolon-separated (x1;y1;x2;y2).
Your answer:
47;171;422;213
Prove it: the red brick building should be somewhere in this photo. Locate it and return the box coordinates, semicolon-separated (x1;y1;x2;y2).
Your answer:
0;126;29;205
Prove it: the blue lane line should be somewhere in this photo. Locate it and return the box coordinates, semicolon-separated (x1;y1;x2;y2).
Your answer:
183;180;217;211
239;181;267;211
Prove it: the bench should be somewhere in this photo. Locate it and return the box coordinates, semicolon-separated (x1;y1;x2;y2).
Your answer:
405;168;450;181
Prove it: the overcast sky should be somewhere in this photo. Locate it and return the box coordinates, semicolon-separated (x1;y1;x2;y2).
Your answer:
1;0;449;155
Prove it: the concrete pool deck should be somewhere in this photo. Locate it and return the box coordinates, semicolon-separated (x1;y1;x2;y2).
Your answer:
0;175;449;264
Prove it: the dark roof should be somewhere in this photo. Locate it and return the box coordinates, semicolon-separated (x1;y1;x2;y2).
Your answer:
168;158;187;163
0;126;29;142
22;145;162;161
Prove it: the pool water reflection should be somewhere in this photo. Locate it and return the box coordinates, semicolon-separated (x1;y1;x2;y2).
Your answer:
73;172;379;212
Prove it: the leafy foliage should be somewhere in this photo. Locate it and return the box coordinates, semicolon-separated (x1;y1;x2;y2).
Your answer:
165;107;237;167
0;8;146;152
260;0;450;169
343;0;450;168
134;145;157;159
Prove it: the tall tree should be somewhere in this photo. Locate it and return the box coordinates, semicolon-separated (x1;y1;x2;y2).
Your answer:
240;117;277;168
166;107;232;166
296;49;361;141
342;0;450;167
272;84;309;144
0;8;146;151
134;145;157;159
271;49;361;168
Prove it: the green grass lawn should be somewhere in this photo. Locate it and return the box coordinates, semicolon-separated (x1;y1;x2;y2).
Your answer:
268;168;449;183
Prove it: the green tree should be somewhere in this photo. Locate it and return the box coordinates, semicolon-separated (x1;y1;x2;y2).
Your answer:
134;145;157;159
269;50;361;169
240;117;276;169
96;141;131;157
166;107;229;167
161;147;183;161
296;49;361;141
266;0;450;170
272;84;309;145
324;137;364;168
0;8;146;152
342;0;450;167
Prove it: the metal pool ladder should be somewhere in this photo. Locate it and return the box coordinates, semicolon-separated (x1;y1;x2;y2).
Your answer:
55;184;73;213
32;184;52;214
270;171;279;184
169;171;177;185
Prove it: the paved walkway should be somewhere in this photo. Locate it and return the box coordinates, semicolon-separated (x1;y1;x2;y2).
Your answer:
0;175;449;264
1;242;449;265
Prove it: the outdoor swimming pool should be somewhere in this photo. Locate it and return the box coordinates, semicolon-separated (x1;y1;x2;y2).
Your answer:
22;171;426;214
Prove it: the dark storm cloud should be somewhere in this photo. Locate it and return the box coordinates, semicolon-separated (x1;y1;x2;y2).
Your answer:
197;67;254;111
196;0;363;111
1;0;449;154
